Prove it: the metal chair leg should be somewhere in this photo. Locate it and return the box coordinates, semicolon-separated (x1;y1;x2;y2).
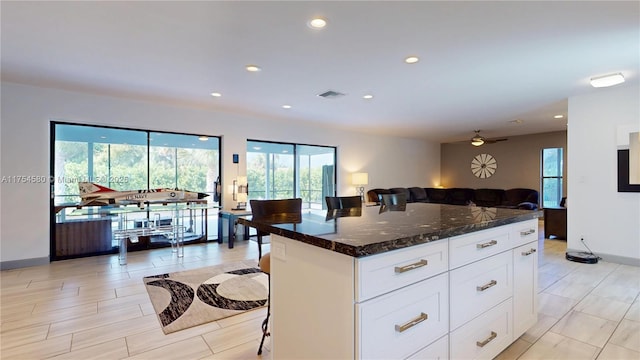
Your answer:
257;274;270;355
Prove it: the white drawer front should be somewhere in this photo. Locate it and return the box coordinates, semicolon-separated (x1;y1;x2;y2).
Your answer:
449;227;510;269
450;299;514;360
407;334;449;360
356;240;448;301
357;273;449;360
511;219;538;247
450;251;513;330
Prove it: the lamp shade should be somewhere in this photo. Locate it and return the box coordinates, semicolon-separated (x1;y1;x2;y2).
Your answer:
352;172;368;185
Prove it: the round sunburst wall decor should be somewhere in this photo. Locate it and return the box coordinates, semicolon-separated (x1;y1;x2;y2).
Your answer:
471;153;497;178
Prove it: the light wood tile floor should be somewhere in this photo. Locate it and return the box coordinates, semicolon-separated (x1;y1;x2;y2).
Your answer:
1;222;639;359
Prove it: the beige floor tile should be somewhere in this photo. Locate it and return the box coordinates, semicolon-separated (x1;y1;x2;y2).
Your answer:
538;292;578;319
519;331;599;360
551;310;618;348
575;294;632;322
48;304;143;338
521;313;560;343
48;338;130;360
1;302;97;333
0;333;72;360
71;314;160;350
608;319;640;352
544;278;595;300
125;336;214;360
0;323;50;350
597;342;640;360
625;299;640;321
591;282;640;304
126;320;221;356
208;339;264;359
202;316;264;354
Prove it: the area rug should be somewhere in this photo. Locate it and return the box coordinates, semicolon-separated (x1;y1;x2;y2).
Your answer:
143;260;268;334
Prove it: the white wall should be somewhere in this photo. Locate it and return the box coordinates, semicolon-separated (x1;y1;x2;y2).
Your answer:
568;84;640;265
0;82;440;267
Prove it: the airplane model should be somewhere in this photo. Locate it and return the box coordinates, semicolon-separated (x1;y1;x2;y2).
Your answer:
78;182;208;207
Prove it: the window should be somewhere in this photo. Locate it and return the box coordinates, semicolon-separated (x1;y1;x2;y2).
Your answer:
247;140;336;209
52;123;221;258
541;147;563;208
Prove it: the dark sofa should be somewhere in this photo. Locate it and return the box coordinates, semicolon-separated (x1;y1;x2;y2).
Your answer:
367;187;538;210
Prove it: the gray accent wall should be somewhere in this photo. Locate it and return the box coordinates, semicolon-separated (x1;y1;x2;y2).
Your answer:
441;131;567;196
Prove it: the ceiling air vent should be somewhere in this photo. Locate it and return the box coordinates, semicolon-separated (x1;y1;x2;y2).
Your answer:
317;90;346;99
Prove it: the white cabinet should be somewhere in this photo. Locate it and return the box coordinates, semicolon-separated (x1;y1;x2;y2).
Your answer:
357;273;449;359
269;218;538;360
513;241;539;337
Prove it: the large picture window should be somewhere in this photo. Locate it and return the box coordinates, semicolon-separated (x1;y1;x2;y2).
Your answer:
246;140;336;209
51;122;221;259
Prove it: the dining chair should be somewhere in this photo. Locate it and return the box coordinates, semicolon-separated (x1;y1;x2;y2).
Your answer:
249;198;302;260
325;195;363;210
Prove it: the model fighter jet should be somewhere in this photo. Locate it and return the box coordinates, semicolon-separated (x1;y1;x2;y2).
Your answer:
78;182;208;207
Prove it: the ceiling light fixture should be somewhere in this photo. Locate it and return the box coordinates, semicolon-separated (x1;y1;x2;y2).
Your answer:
404;56;419;64
363;94;373;99
471;130;485;146
554;114;564;119
210;92;222;97
308;17;327;29
282;105;291;109
198;136;209;141
590;72;625;88
245;65;261;72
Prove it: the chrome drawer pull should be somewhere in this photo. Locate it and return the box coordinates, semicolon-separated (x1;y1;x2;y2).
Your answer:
394;312;428;333
521;248;537;256
520;229;536;236
394;259;428;273
476;280;497;291
476;240;498;249
476;331;497;347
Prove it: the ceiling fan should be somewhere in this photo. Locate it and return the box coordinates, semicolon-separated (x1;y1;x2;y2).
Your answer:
470;130;508;146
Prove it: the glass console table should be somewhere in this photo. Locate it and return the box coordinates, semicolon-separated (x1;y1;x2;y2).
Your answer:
68;202;220;265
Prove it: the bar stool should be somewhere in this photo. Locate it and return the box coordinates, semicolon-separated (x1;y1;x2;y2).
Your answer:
257;252;271;355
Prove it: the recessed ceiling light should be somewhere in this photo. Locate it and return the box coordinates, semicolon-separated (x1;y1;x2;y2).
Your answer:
554;114;564;119
282;105;291;109
404;56;419;64
245;65;261;72
590;72;624;88
198;136;209;141
210;92;222;97
363;94;374;99
308;17;327;29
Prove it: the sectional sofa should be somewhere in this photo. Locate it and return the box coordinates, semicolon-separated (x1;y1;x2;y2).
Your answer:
366;187;539;210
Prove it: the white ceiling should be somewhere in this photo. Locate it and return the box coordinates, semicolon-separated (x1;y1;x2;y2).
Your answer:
1;1;638;143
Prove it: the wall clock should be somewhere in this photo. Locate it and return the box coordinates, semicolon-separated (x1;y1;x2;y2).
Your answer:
471;153;497;178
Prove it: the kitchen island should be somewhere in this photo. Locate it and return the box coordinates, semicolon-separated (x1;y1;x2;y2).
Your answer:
239;203;541;359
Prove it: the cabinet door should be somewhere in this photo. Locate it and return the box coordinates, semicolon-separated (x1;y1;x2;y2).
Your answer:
450;251;512;330
513;241;538;338
450;299;513;360
407;334;448;360
357;273;449;360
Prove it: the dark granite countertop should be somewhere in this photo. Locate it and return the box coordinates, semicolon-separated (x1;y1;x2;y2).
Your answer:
237;203;541;258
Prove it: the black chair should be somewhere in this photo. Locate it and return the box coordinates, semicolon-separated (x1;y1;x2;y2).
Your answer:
249;198;302;260
378;193;407;212
325;195;362;210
